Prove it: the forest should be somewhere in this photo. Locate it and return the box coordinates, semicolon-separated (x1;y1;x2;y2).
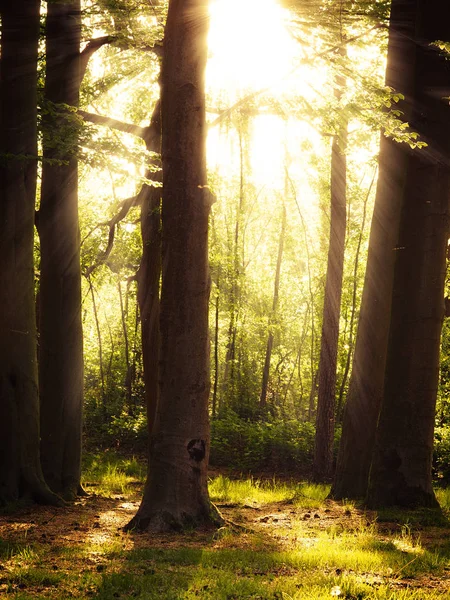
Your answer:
2;0;450;598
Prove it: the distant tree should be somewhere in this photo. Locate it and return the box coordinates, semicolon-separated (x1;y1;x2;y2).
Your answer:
367;0;450;508
126;0;222;531
259;201;287;413
313;61;347;483
0;0;61;505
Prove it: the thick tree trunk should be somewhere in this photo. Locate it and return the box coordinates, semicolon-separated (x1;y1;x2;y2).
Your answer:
331;0;415;500
126;0;222;532
367;0;450;508
0;1;62;505
38;0;84;500
313;111;347;482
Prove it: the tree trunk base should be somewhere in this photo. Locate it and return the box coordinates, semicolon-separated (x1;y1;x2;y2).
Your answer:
32;485;65;507
77;484;89;497
366;487;440;510
123;503;224;533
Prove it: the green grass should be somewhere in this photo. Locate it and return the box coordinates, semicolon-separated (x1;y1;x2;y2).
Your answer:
5;458;450;598
209;474;329;508
81;450;146;496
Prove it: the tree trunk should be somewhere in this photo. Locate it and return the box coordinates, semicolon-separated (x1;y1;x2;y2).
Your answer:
137;102;162;439
335;169;374;421
118;278;133;415
38;0;84;500
221;129;246;413
367;0;450;508
313;98;347;482
331;0;416;500
0;0;62;505
126;0;222;532
260;202;287;413
212;292;220;420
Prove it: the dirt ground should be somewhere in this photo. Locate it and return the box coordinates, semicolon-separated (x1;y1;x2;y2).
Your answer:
1;489;450;597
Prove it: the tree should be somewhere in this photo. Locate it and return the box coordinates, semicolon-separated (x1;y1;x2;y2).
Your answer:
136;101;162;438
313;62;348;482
260;201;287;413
0;0;61;505
331;0;417;500
37;0;85;500
367;0;450;508
126;0;222;531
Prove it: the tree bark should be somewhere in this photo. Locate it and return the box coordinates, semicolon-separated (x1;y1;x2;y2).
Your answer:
137;102;162;439
331;0;416;500
126;0;222;532
313;93;347;482
367;0;450;508
38;0;84;500
0;0;62;505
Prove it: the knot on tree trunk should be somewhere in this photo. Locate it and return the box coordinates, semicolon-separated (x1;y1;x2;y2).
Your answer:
187;439;205;462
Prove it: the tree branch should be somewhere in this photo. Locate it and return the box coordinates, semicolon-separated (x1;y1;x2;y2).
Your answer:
82;100;161;278
78;99;161;152
79;36;116;84
78;109;149;139
83;195;140;277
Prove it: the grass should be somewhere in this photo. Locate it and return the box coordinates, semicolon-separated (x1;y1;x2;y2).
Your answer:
81;450;146;496
2;456;450;598
209;474;329;508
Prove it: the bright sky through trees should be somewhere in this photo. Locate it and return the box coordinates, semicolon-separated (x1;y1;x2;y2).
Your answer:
206;0;325;208
207;0;296;94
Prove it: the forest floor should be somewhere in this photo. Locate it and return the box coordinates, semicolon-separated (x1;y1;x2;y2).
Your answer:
2;461;450;599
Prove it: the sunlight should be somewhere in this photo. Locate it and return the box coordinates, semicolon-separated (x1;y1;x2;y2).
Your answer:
206;0;328;196
207;0;296;95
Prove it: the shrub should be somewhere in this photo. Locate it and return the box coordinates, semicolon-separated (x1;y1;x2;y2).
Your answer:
210;412;315;472
433;426;450;483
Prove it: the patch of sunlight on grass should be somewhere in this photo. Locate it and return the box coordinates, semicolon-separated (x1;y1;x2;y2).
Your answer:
392;524;424;555
209;475;329;507
0;541;36;561
116;546;449;600
81;452;145;496
435;486;450;511
291;482;330;508
83;537;124;557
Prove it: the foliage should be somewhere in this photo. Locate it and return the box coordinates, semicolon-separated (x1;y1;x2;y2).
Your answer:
210;412;316;471
433;426;450;484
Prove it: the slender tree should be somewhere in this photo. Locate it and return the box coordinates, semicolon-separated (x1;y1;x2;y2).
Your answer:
367;0;450;508
126;0;222;531
260;201;287;412
0;0;61;505
313;71;347;482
